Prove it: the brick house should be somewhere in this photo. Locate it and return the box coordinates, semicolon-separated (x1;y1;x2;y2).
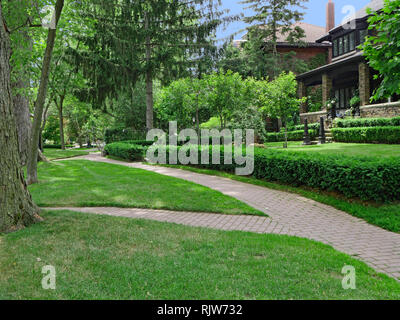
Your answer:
233;20;332;67
297;0;400;124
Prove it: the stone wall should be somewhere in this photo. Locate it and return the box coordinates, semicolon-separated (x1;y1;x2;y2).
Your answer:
360;102;400;118
300;111;327;124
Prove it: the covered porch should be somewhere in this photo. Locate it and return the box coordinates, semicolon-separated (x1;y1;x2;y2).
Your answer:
297;52;373;122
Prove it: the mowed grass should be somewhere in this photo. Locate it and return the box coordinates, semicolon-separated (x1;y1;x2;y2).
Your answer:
264;141;400;159
158;164;400;233
1;210;400;300
28;160;263;216
43;148;90;160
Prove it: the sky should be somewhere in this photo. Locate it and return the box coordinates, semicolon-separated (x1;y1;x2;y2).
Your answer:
217;0;371;41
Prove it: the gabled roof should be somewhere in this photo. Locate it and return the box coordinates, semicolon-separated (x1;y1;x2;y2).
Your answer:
276;22;326;44
355;0;384;20
235;21;329;47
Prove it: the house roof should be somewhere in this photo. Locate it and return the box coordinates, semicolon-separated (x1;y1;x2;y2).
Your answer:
276;22;327;44
354;0;384;20
235;22;329;46
296;51;364;81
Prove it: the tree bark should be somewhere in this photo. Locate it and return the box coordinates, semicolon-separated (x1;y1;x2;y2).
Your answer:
27;0;64;185
12;80;31;165
145;12;153;131
0;5;41;233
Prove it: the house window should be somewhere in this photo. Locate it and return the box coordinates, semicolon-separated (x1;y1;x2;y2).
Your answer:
360;29;368;44
335;87;356;110
333;39;338;57
344;34;349;53
349;32;355;51
340;89;345;109
333;32;357;58
339;38;343;55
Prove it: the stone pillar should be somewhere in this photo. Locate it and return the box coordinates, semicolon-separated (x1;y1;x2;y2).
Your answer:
298;80;307;114
359;62;370;106
322;73;332;109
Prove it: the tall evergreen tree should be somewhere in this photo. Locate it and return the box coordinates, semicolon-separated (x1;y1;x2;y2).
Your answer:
70;0;229;130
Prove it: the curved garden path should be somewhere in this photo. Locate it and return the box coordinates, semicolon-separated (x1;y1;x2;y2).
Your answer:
55;153;400;280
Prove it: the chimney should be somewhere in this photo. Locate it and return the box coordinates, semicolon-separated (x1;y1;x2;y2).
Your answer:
326;0;335;33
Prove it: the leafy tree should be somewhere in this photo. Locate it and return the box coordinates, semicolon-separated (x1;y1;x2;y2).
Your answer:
155;78;210;131
362;0;400;100
70;0;229;131
204;70;246;129
260;72;303;147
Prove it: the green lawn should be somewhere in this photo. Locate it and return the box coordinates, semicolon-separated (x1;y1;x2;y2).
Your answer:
264;141;400;159
28;160;263;216
43;148;90;160
159;164;400;233
1;210;399;300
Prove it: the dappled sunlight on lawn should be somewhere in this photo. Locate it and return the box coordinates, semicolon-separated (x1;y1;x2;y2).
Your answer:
29;160;264;216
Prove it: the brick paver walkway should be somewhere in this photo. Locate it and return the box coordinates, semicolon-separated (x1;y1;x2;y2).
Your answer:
58;153;400;280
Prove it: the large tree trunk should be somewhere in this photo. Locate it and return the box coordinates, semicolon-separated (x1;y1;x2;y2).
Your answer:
12;80;31;165
145;12;153;131
27;0;64;185
0;6;41;233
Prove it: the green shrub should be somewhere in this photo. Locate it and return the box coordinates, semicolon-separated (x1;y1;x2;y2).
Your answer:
250;149;400;203
105;128;146;144
285;123;320;132
334;117;400;128
104;142;147;161
265;129;317;142
161;146;400;202
43;144;74;149
332;127;400;144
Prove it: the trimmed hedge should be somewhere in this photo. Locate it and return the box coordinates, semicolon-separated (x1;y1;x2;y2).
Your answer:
265;129;317;142
334;117;400;128
157;146;400;202
250;149;400;203
332;127;400;144
104;142;147;161
285;123;320;132
176;147;400;202
43;144;74;149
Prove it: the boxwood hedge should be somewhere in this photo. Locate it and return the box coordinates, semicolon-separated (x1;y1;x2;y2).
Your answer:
163;146;400;203
265;129;317;142
334;117;400;128
104;142;147;161
331;127;400;144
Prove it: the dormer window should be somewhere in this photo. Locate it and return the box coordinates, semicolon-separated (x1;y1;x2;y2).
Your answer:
349;32;355;51
333;29;365;58
338;37;343;55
